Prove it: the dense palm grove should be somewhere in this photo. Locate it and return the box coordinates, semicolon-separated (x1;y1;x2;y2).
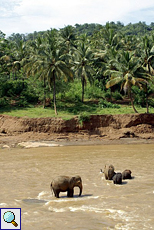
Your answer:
1;22;154;115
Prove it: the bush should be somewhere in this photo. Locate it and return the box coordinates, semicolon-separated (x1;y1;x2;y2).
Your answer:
103;90;112;100
132;86;146;107
78;112;90;125
112;91;123;100
85;80;103;99
98;99;120;108
148;99;154;107
1;80;26;97
21;90;39;103
64;81;82;102
0;97;9;106
16;96;28;107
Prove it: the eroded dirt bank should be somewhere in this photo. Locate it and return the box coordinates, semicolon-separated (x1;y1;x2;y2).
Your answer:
0;113;154;147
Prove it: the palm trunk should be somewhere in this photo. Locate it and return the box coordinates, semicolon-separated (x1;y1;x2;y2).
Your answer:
43;77;46;109
81;76;85;103
146;62;151;113
145;83;149;113
53;71;58;115
129;88;138;113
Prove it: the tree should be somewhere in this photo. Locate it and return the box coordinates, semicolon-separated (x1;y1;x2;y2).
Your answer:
24;30;73;115
60;25;77;53
73;40;95;102
104;50;149;113
140;35;154;113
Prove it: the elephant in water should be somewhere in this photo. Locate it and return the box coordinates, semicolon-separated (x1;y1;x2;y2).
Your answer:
113;172;122;184
51;175;83;198
122;169;132;179
104;164;115;180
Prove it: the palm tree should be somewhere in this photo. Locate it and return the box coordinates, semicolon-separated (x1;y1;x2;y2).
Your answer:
24;30;73;115
139;35;154;112
60;25;77;53
73;40;95;102
104;50;149;113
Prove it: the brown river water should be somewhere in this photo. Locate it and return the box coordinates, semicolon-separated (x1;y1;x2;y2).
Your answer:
0;143;154;229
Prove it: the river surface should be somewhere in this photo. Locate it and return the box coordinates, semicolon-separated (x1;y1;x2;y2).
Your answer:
0;144;154;229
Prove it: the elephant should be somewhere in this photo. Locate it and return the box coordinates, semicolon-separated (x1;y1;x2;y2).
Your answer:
104;164;115;180
51;175;83;198
113;172;122;184
122;169;132;179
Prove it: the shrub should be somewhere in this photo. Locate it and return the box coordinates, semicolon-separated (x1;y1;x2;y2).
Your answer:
85;80;103;99
0;97;9;106
1;80;26;97
132;86;146;107
21;90;39;103
78;112;90;125
64;81;82;102
98;99;120;108
103;90;112;100
16;96;28;107
112;91;123;100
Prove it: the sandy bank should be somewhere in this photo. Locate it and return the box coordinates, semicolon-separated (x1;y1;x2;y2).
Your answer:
0;113;154;148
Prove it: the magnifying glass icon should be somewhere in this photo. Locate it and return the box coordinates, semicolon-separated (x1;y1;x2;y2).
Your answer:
3;211;18;227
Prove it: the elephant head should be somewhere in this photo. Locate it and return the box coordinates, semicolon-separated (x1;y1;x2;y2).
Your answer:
70;175;82;196
104;164;115;180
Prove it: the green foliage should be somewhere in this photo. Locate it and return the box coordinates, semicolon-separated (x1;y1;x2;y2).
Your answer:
148;99;154;107
132;86;146;107
85;80;103;99
103;90;112;100
0;97;9;106
63;80;82;102
1;101;152;119
99;99;120;109
0;80;25;97
21;90;39;103
75;23;103;36
16;96;28;107
1;22;154;115
78;112;90;125
0;79;39;105
112;91;123;100
132;85;154;108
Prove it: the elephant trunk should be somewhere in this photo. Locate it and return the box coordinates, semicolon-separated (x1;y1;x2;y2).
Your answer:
78;184;82;196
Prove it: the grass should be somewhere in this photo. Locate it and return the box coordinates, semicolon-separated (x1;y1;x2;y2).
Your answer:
0;100;153;119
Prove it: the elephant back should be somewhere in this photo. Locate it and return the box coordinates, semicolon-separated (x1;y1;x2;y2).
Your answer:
122;169;132;179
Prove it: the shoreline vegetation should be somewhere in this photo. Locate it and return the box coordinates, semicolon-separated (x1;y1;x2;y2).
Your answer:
1;22;154;147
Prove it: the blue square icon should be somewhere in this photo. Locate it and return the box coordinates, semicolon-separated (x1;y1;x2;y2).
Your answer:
0;208;21;230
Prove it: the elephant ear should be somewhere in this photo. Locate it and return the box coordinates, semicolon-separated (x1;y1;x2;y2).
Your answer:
70;177;76;181
70;177;76;186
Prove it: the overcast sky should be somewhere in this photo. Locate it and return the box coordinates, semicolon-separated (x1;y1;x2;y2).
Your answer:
1;0;154;36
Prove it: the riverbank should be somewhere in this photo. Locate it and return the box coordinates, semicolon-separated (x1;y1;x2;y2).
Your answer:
0;113;154;148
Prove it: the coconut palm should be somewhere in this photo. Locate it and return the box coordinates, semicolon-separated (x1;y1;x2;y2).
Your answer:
139;35;154;113
24;30;73;115
104;50;149;113
73;40;95;102
60;25;77;53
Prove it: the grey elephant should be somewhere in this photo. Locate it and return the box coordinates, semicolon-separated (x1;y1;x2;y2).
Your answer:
51;175;83;198
113;173;122;184
104;164;115;180
122;169;132;179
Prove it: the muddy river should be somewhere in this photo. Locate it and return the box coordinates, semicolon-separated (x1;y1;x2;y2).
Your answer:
0;144;154;229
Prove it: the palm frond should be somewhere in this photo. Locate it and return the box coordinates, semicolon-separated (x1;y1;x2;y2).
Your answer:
106;77;122;88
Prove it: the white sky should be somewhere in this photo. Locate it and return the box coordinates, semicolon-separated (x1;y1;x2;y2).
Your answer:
1;0;154;36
